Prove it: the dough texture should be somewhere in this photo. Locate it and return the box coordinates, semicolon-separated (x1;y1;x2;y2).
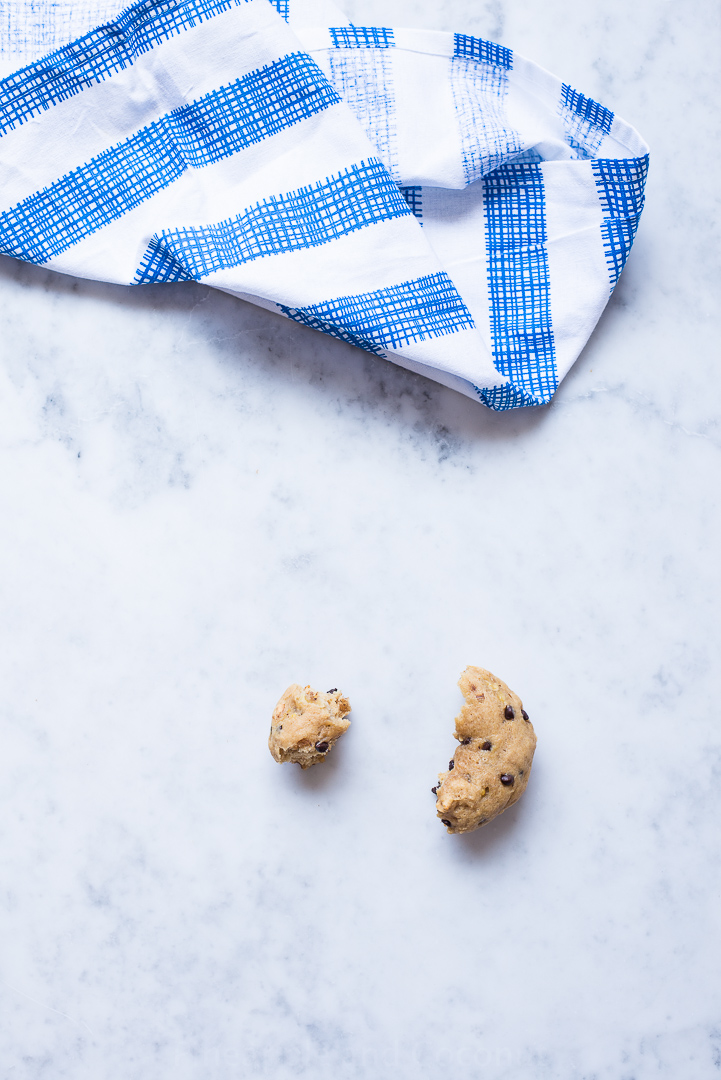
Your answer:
434;666;536;834
269;684;351;768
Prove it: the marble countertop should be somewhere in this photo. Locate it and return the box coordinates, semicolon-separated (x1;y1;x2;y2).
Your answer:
1;0;720;1077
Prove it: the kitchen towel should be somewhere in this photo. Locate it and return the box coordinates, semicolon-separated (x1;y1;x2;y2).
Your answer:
0;0;649;409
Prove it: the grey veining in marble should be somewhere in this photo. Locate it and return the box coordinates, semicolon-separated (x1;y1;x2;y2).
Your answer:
0;1;720;1077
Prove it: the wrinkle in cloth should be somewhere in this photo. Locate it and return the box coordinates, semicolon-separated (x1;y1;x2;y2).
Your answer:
0;0;649;408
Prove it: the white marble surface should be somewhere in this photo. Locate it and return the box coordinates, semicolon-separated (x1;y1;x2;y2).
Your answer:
1;1;720;1077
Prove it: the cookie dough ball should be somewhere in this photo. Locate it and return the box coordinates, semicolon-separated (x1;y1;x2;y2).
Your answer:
434;666;536;834
269;684;351;769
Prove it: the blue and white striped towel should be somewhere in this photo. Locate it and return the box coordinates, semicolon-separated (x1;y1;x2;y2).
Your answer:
0;0;649;409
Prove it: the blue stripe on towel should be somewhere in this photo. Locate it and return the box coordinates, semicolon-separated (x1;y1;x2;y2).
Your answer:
328;30;398;178
476;384;542;411
0;53;340;265
482;163;556;405
560;84;614;158
0;0;254;135
329;26;395;48
398;185;422;222
561;84;614;134
278;271;475;351
134;158;411;282
450;39;522;184
277;309;385;356
135;243;195;284
592;154;649;290
453;34;512;70
269;0;289;20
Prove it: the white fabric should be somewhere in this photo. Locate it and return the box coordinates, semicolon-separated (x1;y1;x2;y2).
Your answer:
0;0;649;409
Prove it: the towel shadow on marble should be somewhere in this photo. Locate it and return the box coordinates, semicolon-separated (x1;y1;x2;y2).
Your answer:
0;254;558;445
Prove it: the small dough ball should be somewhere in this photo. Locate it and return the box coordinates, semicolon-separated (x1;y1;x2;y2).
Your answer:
434;666;536;834
269;684;351;768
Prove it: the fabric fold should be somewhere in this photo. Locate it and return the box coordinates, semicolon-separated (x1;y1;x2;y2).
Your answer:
0;0;649;408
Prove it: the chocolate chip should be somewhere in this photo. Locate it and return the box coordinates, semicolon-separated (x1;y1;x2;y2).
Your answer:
522;709;529;721
500;773;514;786
461;737;471;745
481;741;492;751
441;819;452;827
277;724;283;731
448;760;455;770
431;785;438;794
315;741;329;753
327;688;338;694
504;705;515;720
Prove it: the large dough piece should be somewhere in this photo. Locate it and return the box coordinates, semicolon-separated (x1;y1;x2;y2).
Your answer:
434;667;536;833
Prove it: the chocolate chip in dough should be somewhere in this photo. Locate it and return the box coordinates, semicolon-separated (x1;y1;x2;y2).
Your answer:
500;773;514;786
504;705;515;720
315;741;329;753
